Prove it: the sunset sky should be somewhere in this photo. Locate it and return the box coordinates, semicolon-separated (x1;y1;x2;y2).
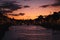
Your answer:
1;0;60;20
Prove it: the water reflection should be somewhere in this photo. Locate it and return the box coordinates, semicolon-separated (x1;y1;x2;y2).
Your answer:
3;25;52;40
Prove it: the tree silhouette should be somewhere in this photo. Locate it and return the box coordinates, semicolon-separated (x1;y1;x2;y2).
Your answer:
0;1;21;40
34;15;44;25
45;12;60;23
52;12;59;20
42;11;60;30
0;1;21;24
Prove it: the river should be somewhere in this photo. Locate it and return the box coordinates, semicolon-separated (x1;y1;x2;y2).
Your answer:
2;25;53;40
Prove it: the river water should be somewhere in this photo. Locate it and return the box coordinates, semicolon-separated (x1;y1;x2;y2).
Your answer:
3;25;52;40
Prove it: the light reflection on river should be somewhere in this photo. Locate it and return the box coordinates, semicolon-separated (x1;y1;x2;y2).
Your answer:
3;25;52;40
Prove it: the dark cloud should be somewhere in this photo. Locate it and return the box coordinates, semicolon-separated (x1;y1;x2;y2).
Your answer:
2;1;18;3
8;13;25;16
8;14;19;16
51;0;60;6
2;10;12;13
51;3;60;6
24;5;30;8
40;0;60;8
2;1;22;10
40;5;50;8
0;1;22;14
19;13;25;16
0;1;30;11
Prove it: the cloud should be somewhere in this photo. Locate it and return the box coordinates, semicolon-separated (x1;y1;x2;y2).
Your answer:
40;0;60;8
19;13;25;16
24;5;30;8
0;0;30;9
51;3;60;6
0;1;23;14
8;13;25;16
8;14;19;16
2;1;22;10
40;5;50;8
51;0;60;6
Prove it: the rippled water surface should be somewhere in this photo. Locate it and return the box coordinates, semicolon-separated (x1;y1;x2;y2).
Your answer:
3;25;52;40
